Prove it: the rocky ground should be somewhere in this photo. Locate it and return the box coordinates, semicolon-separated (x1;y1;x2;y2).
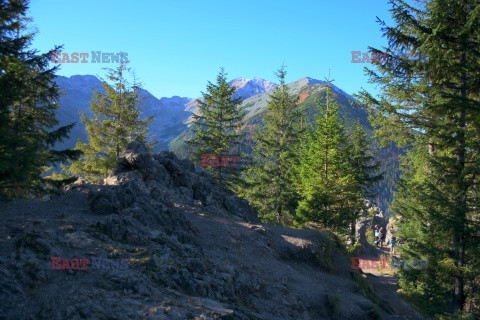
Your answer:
358;247;426;320
0;142;417;319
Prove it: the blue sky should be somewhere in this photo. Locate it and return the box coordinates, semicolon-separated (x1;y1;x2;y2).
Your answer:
29;0;394;99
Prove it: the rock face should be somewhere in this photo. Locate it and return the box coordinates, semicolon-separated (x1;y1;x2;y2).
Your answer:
0;143;391;319
229;77;278;100
354;201;388;255
385;215;399;244
101;141;259;224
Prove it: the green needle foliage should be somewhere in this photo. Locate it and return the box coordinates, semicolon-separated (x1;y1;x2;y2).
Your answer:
65;63;154;182
343;120;383;238
294;79;361;233
239;66;305;226
347;120;383;216
187;68;246;190
356;0;480;316
0;0;80;199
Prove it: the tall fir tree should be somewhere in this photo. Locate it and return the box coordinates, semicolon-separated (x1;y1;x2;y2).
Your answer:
294;79;360;232
65;63;154;182
347;121;383;200
187;68;245;190
239;66;304;225
0;0;79;198
344;121;383;238
356;0;480;316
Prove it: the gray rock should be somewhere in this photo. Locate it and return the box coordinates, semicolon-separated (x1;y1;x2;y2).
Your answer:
90;191;118;215
117;141;156;169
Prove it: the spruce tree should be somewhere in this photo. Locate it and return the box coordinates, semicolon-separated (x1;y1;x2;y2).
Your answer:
347;121;383;200
239;66;304;225
344;121;383;238
0;0;79;198
294;79;360;232
66;63;154;182
187;68;245;190
356;0;480;315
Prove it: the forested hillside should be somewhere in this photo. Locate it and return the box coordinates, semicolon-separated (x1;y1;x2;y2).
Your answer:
170;77;401;215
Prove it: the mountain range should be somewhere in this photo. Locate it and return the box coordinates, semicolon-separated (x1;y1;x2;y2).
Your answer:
54;75;194;151
53;74;399;215
54;75;278;151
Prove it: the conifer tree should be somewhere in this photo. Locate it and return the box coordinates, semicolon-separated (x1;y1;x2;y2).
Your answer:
347;121;383;199
66;63;154;182
357;0;480;315
187;68;245;189
0;0;79;198
344;121;383;238
294;79;360;232
239;66;304;225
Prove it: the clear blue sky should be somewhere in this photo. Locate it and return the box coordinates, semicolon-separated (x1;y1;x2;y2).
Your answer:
29;0;394;99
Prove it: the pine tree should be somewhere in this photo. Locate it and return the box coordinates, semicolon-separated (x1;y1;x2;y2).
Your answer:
344;121;383;238
347;121;383;199
294;79;360;232
65;63;154;182
239;66;304;225
187;68;245;190
0;0;80;198
356;0;480;315
346;120;384;231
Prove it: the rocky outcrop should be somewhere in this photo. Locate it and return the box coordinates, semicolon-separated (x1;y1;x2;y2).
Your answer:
0;143;391;319
99;141;259;224
385;215;399;244
354;201;388;255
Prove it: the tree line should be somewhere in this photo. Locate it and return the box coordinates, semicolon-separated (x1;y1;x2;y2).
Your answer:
187;66;382;239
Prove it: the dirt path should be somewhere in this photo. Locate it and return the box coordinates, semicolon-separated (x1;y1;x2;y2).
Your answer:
178;204;392;319
359;246;426;320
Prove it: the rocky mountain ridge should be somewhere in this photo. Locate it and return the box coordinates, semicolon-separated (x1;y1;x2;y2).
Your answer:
229;77;278;100
54;75;195;151
53;75;279;151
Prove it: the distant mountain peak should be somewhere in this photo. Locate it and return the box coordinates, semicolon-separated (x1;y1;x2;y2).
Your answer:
229;77;278;100
159;96;192;103
69;74;99;80
230;77;276;86
292;77;328;87
291;77;355;101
